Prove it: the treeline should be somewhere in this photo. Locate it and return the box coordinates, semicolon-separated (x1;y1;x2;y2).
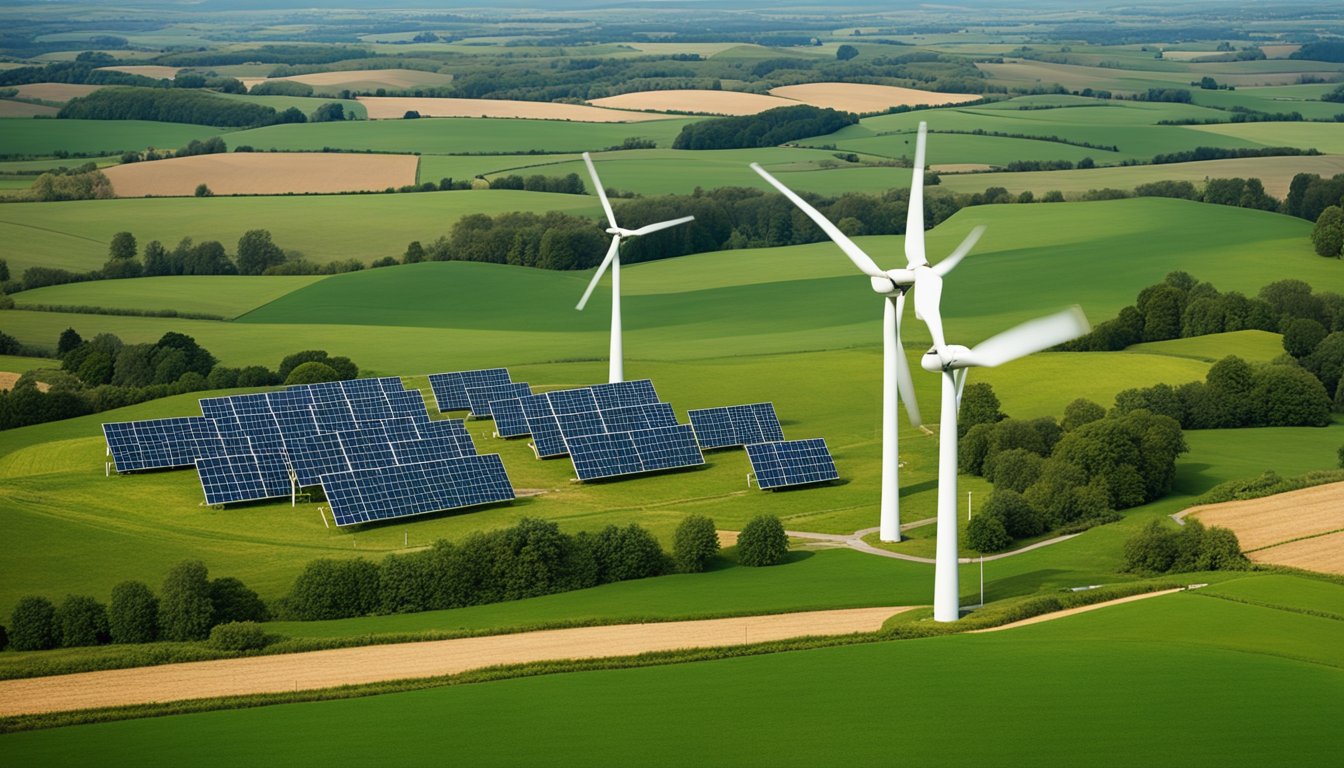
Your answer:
958;386;1185;553
1128;177;1278;211
1113;354;1335;429
155;45;374;68
1288;172;1344;258
1060;272;1342;351
0;60;159;88
5;560;269;651
1143;146;1321;166
672;106;858;150
487;172;586;195
1290;41;1344;63
58;87;309;128
0;324;359;430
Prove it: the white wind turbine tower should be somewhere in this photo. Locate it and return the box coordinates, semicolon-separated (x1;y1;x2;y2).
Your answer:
576;152;694;383
919;307;1091;622
751;122;983;542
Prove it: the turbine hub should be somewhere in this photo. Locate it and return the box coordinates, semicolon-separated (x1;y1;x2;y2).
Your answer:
869;275;896;294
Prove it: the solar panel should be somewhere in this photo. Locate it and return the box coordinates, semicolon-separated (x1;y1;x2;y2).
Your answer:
489;397;530;438
520;393;567;458
386;389;430;420
322;454;514;526
311;399;358;433
378;416;424;443
745;439;839;490
376;377;406;394
465;382;533;418
347;394;394;422
555;409;607;440
339;378;385;399
103;417;223;473
428;368;512;412
601;402;678;433
591;379;659;410
416;419;477;456
197;452;293;505
546;388;599;415
338;426;396;471
199;397;235;421
688;402;784;449
567;424;704;481
288;431;350;487
389;435;472;464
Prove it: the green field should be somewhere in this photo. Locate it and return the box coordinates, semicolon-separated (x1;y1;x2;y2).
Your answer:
4;587;1339;766
1187;122;1344;154
1127;330;1286;363
226;117;700;155
0;190;600;274
11;276;327;318
0;119;228;157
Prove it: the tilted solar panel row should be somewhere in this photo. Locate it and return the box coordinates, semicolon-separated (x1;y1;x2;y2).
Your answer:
104;417;251;473
744;439;839;490
465;381;533;418
428;368;512;412
687;402;785;450
321;454;515;526
566;425;705;481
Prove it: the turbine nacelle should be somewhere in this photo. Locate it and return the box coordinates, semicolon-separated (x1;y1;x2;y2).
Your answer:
920;344;972;372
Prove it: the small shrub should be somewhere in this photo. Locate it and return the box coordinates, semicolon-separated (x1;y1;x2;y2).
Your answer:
207;621;270;651
737;515;788;566
9;596;59;651
287;558;380;620
209;576;269;624
673;515;720;573
285;361;339;385
965;514;1012;553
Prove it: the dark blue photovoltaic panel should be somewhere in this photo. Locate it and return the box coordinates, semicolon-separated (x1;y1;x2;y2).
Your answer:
745;439;838;490
555;409;607;440
266;388;313;412
386;390;430;420
103;417;223;473
236;413;285;453
197;452;293;505
378;377;406;394
601;403;678;433
591;379;659;410
199;397;235;421
378;416;424;443
340;378;385;399
465;382;533;418
489;397;530;438
545;388;599;415
428;369;512;412
348;395;394;422
566;432;642;480
630;425;704;472
338;426;396;470
389;435;471;465
416;419;477;456
311;400;357;433
272;408;319;442
520;393;566;458
688;402;783;449
228;393;272;416
322;454;514;526
289;431;349;487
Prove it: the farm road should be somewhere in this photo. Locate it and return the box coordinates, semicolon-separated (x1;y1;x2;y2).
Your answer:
0;607;911;717
784;520;1079;564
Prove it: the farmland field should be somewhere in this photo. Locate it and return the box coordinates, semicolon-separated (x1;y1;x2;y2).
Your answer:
588;89;797;115
0;119;228;157
101;152;420;197
1187;482;1344;555
357;96;673;121
768;82;983;112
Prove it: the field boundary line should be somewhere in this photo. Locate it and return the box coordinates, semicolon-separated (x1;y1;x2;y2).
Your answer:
967;588;1185;633
1244;527;1344;554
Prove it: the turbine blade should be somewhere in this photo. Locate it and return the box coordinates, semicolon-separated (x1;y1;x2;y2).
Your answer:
576;236;620;311
894;292;921;426
904;122;928;269
626;215;694;237
913;269;948;355
583;152;618;230
931;225;985;278
964;306;1091;368
750;162;888;279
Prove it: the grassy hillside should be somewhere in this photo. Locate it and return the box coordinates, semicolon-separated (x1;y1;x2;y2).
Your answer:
12;276;328;319
0;119;228;158
4;587;1339;766
0;190;600;274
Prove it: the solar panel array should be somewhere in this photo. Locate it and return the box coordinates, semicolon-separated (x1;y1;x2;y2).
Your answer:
103;376;516;524
687;402;785;449
744;439;839;490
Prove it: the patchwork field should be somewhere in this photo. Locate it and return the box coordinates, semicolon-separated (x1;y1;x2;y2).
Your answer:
0;100;57;117
95;65;179;79
588;89;798;115
101;152;420;197
1187;482;1344;573
11;276;327;319
357;96;675;121
10;82;101;102
0;119;228;157
262;68;454;93
769;82;982;112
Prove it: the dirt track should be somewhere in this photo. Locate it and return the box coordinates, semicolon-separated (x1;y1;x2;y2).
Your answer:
0;607;909;717
969;589;1185;633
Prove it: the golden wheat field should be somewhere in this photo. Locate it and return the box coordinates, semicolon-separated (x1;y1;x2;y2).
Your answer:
102;152;421;197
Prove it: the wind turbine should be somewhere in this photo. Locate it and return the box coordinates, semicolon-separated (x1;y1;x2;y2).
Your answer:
751;123;983;542
919;307;1091;622
576;152;694;383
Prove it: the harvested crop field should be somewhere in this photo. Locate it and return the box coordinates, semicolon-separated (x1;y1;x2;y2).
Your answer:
96;65;180;79
768;83;981;113
278;68;454;90
589;89;798;115
102;152;420;197
358;96;677;121
1249;531;1344;574
0;100;58;117
1185;481;1344;552
0;607;909;716
11;83;102;103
